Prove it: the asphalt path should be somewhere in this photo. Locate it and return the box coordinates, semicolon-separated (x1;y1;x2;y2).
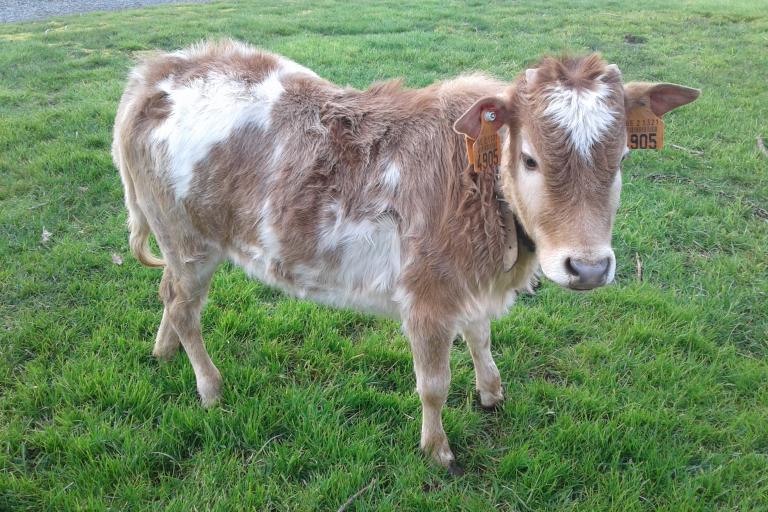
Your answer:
1;0;211;23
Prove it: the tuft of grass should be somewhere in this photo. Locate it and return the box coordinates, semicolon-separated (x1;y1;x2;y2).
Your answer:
1;1;767;510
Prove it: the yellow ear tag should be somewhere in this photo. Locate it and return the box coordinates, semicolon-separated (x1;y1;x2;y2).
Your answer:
626;106;664;150
467;110;501;173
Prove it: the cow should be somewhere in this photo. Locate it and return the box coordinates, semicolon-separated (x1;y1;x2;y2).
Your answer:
112;39;699;474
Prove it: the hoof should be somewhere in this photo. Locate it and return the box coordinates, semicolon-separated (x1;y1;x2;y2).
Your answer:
480;401;503;412
447;461;465;476
200;394;220;408
152;345;179;361
422;439;459;476
478;388;504;410
198;371;222;408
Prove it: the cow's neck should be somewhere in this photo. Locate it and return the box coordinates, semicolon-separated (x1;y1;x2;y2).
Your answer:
449;128;536;281
494;169;536;258
513;214;536;253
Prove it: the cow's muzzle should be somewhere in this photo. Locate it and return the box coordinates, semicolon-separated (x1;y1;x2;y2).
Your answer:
564;257;611;290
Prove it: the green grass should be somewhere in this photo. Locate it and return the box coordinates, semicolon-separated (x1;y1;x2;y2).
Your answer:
1;0;767;510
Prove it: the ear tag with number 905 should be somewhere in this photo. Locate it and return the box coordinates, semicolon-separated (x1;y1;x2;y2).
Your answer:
469;110;501;173
626;106;664;150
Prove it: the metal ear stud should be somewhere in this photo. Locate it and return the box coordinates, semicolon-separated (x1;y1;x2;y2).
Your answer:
483;111;496;122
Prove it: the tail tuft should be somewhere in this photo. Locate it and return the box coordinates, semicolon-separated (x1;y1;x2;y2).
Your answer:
129;216;165;268
114;128;165;269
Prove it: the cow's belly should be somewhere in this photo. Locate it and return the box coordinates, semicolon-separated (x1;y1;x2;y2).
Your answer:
227;212;403;319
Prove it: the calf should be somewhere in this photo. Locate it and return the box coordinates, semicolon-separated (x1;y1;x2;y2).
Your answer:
113;40;699;473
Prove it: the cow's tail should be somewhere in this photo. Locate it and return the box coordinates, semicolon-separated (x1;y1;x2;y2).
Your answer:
113;134;165;268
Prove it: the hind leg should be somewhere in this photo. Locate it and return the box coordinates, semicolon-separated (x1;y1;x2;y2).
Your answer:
163;255;223;407
153;268;181;360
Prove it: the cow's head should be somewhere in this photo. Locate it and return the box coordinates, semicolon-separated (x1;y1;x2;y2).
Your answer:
455;55;699;290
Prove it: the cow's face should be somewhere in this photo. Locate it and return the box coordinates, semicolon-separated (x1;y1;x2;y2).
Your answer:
510;129;623;290
509;57;626;290
455;55;699;291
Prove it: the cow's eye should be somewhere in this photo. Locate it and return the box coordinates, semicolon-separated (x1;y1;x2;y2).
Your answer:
522;154;538;171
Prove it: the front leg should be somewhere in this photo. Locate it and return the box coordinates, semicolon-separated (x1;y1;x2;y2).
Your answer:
461;320;504;409
404;316;463;475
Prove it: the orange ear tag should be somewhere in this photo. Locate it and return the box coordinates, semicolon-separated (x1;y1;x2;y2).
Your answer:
466;111;501;173
626;106;664;150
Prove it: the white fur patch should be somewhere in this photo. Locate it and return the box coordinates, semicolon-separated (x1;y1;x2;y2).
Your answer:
543;82;616;158
380;162;401;191
278;57;319;78
151;56;318;200
318;201;401;293
258;199;281;258
270;141;286;168
232;199;403;318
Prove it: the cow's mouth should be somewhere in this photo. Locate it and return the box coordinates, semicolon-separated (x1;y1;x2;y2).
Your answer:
566;279;608;292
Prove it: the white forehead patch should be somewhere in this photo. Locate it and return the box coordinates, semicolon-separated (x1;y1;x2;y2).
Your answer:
543;81;617;159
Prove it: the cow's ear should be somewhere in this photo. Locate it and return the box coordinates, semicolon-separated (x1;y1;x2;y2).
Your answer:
623;82;700;117
454;96;514;139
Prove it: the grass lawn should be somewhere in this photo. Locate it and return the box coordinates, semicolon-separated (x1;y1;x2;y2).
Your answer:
1;0;767;510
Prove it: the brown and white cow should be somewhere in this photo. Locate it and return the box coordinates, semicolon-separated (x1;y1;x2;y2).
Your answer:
113;40;699;474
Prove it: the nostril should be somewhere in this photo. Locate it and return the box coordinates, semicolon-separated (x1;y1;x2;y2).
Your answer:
564;257;579;277
566;257;612;285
